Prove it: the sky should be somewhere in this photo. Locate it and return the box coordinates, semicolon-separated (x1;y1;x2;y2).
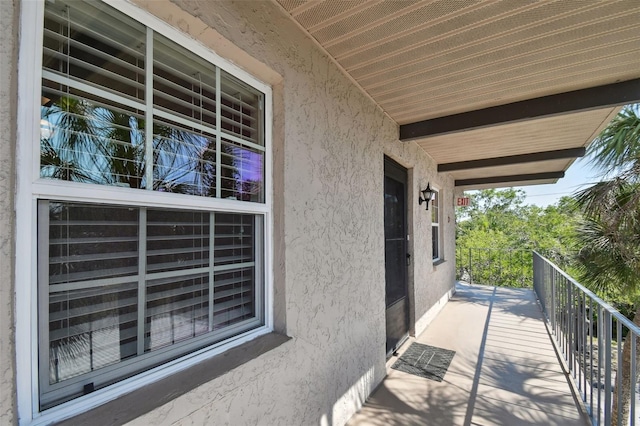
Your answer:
513;152;602;208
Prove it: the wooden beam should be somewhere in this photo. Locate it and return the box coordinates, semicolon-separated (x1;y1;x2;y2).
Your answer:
455;172;564;187
438;147;585;172
400;79;640;141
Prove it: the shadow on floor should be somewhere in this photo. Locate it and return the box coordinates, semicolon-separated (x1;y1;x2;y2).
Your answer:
347;283;589;426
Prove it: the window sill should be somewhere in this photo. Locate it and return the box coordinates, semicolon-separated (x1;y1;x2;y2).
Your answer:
56;332;291;426
432;259;446;267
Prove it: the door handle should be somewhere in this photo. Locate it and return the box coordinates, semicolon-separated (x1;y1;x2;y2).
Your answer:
406;252;411;266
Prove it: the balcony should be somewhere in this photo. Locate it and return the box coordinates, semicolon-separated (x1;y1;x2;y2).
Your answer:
348;252;639;426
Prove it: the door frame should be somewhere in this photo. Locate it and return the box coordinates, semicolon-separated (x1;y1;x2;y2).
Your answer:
383;156;412;356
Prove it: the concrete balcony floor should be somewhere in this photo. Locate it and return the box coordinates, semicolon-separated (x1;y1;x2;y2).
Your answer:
348;283;590;426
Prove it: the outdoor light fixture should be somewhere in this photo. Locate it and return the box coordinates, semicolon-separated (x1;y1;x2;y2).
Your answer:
418;183;435;210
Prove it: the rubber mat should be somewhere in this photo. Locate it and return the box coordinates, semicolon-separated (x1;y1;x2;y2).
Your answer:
391;342;455;382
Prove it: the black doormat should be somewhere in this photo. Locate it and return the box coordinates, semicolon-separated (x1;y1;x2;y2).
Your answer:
391;343;455;382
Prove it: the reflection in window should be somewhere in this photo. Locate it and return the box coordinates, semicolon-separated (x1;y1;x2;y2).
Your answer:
152;118;217;196
221;139;264;202
41;83;147;188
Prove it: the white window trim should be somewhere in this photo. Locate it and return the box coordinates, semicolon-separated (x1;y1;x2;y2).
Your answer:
16;1;274;424
432;188;441;262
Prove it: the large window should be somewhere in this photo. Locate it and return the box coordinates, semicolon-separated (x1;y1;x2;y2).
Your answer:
432;189;441;261
34;0;270;411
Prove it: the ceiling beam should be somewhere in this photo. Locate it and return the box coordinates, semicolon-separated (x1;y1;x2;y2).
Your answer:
455;171;564;187
400;79;640;141
438;147;585;172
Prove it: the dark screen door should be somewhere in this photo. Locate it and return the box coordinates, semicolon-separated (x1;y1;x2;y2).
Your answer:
384;157;409;355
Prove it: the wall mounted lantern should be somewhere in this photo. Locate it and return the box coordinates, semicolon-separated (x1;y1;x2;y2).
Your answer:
418;183;435;210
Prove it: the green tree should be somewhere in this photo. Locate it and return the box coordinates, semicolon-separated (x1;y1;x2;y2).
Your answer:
573;104;640;425
456;189;577;287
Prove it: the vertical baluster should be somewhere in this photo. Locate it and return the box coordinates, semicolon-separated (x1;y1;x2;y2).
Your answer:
564;276;569;358
552;264;556;334
520;250;523;287
616;320;622;426
560;274;567;354
579;291;584;396
498;249;502;285
631;331;636;426
469;248;472;284
604;310;612;426
590;297;594;417
598;304;603;425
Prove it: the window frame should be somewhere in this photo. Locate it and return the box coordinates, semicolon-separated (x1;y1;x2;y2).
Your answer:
37;203;266;410
16;0;274;423
431;188;442;262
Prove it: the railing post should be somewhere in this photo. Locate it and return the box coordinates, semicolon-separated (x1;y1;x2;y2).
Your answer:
604;310;612;426
498;249;502;283
580;292;586;398
563;275;568;358
631;334;636;426
616;320;622;426
469;248;472;284
520;249;523;287
589;298;594;417
568;282;573;369
551;266;556;332
598;304;603;426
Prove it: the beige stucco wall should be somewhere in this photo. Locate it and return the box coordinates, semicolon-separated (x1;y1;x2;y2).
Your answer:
122;1;456;425
4;0;456;424
0;0;18;425
125;2;392;425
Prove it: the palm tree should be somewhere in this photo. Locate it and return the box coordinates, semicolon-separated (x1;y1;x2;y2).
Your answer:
41;95;204;191
41;96;102;183
574;104;640;425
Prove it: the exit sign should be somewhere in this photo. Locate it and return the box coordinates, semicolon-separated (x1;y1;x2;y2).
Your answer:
457;197;470;206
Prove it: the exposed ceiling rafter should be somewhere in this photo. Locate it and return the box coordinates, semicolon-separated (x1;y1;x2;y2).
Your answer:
400;79;640;142
438;147;586;172
455;172;565;187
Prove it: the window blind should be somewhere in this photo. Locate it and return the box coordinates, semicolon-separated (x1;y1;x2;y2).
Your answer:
41;0;265;202
46;202;139;387
41;201;261;409
42;1;146;102
213;213;255;329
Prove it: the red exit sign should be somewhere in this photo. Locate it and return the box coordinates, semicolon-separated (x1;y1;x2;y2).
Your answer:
457;197;470;206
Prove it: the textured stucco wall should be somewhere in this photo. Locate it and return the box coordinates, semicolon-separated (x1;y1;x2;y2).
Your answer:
0;0;18;424
122;1;456;425
124;2;390;425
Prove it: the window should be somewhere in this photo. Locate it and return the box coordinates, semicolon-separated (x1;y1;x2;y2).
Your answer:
432;189;441;261
33;0;270;411
41;0;264;200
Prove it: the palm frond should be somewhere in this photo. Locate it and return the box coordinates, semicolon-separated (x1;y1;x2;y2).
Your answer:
587;104;640;176
575;217;640;295
574;104;640;297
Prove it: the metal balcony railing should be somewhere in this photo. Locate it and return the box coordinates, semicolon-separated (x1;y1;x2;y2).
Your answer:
456;247;532;288
533;251;640;426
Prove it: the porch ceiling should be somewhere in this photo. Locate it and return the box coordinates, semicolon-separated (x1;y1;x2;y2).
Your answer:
274;0;640;189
